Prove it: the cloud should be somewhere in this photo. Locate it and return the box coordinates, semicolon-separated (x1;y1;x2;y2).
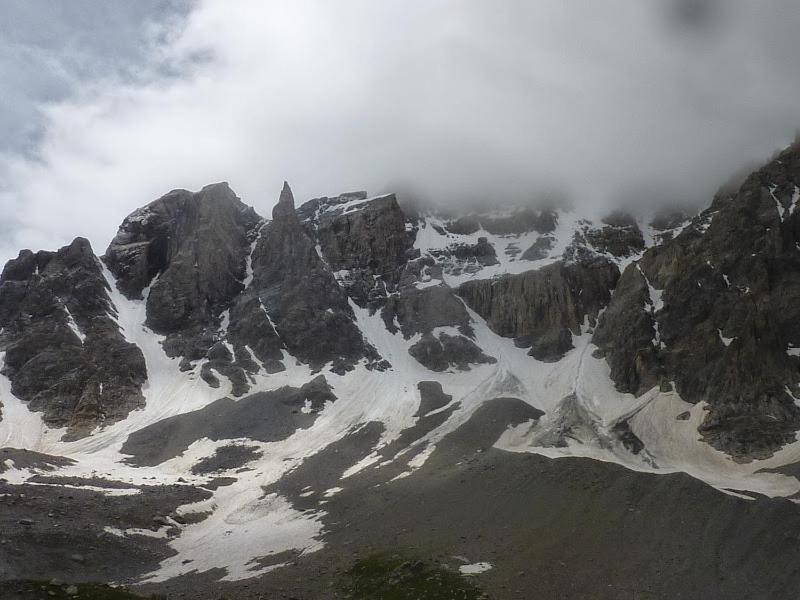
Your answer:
2;0;800;263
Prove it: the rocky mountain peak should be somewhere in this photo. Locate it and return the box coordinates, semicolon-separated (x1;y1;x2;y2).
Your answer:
245;184;380;373
273;180;297;221
3;144;800;457
0;236;146;437
104;183;259;300
6;134;800;599
594;141;800;459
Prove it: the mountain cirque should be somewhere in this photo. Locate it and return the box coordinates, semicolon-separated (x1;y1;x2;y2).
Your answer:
3;144;800;598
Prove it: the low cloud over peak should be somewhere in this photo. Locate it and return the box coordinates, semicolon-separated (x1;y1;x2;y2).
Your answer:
1;0;800;261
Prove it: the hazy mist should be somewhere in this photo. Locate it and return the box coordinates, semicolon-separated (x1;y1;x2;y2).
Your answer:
2;0;800;262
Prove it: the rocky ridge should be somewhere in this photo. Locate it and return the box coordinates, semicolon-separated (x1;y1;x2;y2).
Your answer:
1;150;797;459
3;142;800;599
0;238;146;438
595;142;800;459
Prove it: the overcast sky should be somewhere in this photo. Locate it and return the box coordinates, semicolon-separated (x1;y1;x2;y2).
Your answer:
2;0;800;263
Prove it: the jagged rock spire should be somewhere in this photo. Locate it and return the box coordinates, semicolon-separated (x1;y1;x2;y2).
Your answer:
273;181;296;221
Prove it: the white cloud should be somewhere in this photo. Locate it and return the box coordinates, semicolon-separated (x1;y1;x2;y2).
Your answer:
2;0;800;263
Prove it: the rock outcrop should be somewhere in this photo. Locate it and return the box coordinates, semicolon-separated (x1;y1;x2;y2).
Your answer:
591;265;661;395
380;283;495;371
105;182;260;309
521;235;555;261
298;192;417;308
459;257;619;361
428;237;500;277
0;238;146;438
584;212;645;258
594;142;800;459
104;182;261;385
249;183;379;373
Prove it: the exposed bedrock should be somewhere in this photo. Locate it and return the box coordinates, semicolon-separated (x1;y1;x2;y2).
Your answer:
415;381;453;417
105;182;260;319
458;257;619;361
250;183;380;373
104;182;263;391
595;141;800;459
592;264;662;395
298;192;417;307
521;235;555;261
584;211;646;258
0;238;146;438
381;284;495;371
428;236;500;278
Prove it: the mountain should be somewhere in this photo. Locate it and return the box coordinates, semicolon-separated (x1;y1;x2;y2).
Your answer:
3;144;800;599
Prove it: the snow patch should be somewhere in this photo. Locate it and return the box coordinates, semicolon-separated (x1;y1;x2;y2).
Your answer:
459;562;493;575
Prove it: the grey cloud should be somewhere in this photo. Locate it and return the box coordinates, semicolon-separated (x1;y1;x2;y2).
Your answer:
1;0;800;264
0;0;190;155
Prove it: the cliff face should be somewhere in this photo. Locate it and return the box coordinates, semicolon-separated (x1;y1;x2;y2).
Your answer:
249;183;379;373
3;145;800;460
594;142;800;459
299;192;416;308
458;257;619;361
0;238;146;438
104;182;260;308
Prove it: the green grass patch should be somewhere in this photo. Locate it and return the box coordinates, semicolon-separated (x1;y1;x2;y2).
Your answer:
338;553;489;600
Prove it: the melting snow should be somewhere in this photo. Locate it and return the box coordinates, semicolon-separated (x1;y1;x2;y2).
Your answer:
62;303;86;343
770;185;787;222
459;562;493;575
104;526;170;539
4;218;800;587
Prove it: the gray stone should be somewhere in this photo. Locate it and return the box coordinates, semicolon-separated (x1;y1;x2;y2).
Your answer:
521;236;555;261
249;183;379;372
0;238;146;438
458;258;619;361
584;212;645;258
593;141;800;459
299;192;416;308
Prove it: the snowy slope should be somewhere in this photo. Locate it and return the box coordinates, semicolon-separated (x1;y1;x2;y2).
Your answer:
1;194;799;585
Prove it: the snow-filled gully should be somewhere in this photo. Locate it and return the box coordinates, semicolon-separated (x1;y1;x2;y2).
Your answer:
3;216;800;583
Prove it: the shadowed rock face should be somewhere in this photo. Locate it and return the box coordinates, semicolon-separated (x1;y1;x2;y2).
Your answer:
0;238;146;438
592;265;662;395
450;237;499;266
415;381;453;417
299;193;417;308
105;182;260;309
104;183;261;369
382;284;473;339
408;332;496;372
649;208;690;243
428;237;500;277
458;257;619;361
381;284;495;371
595;142;800;459
521;235;555;261
584;212;646;258
250;183;378;373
